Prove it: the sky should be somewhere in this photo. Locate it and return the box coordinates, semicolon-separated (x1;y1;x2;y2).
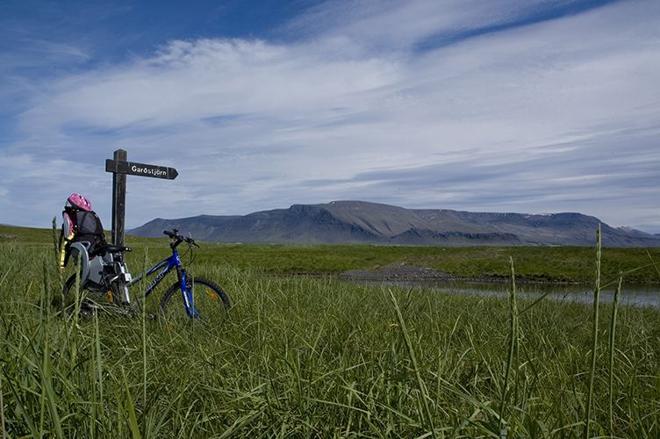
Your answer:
1;0;659;232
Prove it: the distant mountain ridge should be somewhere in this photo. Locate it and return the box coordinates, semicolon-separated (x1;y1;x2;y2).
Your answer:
129;201;660;247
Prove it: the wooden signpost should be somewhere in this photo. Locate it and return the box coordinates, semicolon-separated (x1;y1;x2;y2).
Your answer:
105;148;178;246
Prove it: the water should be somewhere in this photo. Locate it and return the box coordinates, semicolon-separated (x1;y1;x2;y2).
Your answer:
355;279;660;309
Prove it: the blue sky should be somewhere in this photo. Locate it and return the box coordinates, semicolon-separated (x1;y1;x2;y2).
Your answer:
1;0;659;233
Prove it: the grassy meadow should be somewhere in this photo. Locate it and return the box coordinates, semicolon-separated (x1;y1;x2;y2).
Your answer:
2;224;660;284
0;225;659;437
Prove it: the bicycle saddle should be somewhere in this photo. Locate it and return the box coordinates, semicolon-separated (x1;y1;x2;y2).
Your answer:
97;244;132;255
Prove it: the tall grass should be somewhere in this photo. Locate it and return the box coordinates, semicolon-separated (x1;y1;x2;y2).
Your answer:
584;224;602;439
499;256;518;436
388;288;436;437
608;276;622;435
0;230;658;437
0;369;5;439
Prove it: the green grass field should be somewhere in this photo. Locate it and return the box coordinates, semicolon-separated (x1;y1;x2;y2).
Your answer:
2;224;660;284
0;225;659;437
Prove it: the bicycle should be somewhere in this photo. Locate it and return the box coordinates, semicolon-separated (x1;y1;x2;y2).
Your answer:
60;229;230;319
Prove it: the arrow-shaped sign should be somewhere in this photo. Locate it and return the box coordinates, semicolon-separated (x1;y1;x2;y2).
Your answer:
105;159;178;180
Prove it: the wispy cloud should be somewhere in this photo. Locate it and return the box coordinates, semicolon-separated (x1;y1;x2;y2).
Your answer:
1;0;659;232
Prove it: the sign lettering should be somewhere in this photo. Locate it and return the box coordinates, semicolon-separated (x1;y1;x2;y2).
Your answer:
106;159;178;180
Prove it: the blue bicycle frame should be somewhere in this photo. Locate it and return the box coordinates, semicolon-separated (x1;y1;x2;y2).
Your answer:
128;247;199;318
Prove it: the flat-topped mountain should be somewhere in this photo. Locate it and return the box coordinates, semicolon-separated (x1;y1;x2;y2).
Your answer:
129;201;660;247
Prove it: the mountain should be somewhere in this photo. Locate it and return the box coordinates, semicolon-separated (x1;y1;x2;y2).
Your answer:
129;201;660;247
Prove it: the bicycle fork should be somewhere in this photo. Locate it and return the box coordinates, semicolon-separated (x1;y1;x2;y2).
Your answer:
177;267;199;318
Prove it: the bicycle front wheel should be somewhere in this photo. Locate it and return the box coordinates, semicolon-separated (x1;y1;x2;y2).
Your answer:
159;276;231;321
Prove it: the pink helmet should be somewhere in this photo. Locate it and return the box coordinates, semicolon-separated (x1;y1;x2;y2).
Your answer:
66;193;92;211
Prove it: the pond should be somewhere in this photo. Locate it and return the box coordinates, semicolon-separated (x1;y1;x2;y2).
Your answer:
352;279;660;309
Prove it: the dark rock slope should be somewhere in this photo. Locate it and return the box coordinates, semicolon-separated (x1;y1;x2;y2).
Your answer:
130;201;660;247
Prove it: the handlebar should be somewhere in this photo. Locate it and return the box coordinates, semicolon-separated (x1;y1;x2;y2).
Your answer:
163;229;200;248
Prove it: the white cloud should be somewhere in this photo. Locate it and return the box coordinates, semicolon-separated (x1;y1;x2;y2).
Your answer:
2;0;660;232
284;0;569;51
22;38;401;131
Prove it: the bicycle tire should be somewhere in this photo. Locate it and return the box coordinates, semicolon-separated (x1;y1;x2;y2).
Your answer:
159;276;230;320
57;274;111;316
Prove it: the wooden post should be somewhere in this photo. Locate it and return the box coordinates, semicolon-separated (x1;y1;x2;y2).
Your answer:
106;149;177;246
111;148;127;246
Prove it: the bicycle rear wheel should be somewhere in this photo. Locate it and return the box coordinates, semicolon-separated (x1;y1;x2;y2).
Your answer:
159;276;230;321
56;274;114;317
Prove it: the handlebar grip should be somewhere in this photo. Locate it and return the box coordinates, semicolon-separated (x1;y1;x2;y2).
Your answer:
164;230;199;248
183;236;199;247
